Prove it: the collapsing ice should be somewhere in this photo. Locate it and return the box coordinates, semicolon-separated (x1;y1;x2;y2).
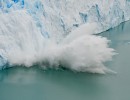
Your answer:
0;0;130;73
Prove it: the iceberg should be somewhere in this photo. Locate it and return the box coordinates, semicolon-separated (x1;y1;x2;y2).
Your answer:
0;0;129;73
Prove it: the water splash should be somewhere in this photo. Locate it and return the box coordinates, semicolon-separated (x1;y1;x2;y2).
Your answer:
1;0;128;74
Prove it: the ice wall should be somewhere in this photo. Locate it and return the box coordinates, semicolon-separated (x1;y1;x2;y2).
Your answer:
0;0;129;73
41;0;130;38
1;0;130;40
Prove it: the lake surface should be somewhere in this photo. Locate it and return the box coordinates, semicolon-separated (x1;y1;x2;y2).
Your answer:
0;21;130;100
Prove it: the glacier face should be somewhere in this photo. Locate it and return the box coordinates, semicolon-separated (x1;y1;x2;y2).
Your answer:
1;0;130;40
41;0;130;37
0;0;129;73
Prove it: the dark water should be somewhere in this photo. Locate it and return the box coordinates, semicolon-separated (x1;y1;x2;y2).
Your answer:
0;21;130;100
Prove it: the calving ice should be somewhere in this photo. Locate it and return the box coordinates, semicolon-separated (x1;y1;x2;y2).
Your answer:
0;0;130;73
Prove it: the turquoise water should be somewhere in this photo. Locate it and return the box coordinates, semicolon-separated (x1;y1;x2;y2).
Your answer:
0;21;130;100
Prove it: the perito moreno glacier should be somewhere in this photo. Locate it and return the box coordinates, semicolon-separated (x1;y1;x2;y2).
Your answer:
0;0;130;73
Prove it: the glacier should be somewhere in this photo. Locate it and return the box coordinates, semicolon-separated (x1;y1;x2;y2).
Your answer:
0;0;130;73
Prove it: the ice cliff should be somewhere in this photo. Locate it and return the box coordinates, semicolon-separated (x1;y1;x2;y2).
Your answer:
0;0;129;73
1;0;130;40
